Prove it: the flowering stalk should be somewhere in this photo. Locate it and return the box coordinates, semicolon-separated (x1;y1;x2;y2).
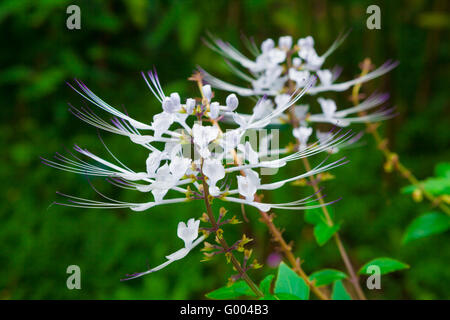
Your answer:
191;72;328;300
354;58;450;216
200;166;264;297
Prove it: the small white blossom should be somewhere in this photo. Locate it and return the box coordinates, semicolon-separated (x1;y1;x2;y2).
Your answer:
203;158;225;196
279;36;293;50
293;126;313;151
317;69;333;86
192;123;219;158
318;98;337;118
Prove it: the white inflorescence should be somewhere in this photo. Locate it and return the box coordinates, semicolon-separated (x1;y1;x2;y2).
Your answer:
201;33;397;153
43;68;355;278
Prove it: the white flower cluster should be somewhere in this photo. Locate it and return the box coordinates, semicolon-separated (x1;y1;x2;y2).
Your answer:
43;70;356;277
45;73;350;214
201;33;397;153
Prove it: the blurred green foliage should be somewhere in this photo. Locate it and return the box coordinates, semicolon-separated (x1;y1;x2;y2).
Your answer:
1;0;449;299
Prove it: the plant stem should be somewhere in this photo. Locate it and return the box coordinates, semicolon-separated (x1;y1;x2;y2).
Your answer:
300;157;367;300
257;203;329;300
200;171;264;298
284;54;366;299
353;58;450;216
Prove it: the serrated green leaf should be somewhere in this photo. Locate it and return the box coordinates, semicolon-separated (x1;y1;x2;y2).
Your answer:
359;257;409;275
275;262;310;300
259;274;275;295
403;212;450;243
331;280;351;300
314;222;340;246
310;269;348;286
206;281;256;299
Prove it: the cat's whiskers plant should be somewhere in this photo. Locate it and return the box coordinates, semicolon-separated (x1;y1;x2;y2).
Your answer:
44;67;353;298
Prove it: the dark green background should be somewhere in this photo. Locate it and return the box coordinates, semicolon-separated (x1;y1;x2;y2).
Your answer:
1;0;449;299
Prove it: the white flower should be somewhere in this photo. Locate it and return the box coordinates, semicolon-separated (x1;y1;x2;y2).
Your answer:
289;69;310;87
279;36;293;50
162;93;182;113
146;150;164;176
318;98;337;118
192;123;219;158
225;94;239;112
294;105;309;121
151;164;172;202
298;36;314;50
253;99;274;120
261;38;275;52
292;126;313;151
169;156;191;181
238;141;259;165
220;129;241;152
303;50;324;71
317;69;333;86
122;218;205;280
237;169;261;202
152;112;174;138
274;94;290;108
177;218;200;249
202;158;225;196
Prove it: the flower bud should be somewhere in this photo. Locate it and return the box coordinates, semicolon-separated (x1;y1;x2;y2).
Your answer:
202;84;212;101
226;94;239;111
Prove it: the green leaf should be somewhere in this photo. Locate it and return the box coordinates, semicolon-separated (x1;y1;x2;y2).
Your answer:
206;281;257;299
259;294;278;300
274;262;310;300
259;274;275;295
403;212;450;243
401;178;450;196
274;293;302;300
313;222;340;246
310;269;348;287
305;203;335;225
259;293;300;300
359;257;409;275
331;280;351;300
305;203;339;246
435;162;450;179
